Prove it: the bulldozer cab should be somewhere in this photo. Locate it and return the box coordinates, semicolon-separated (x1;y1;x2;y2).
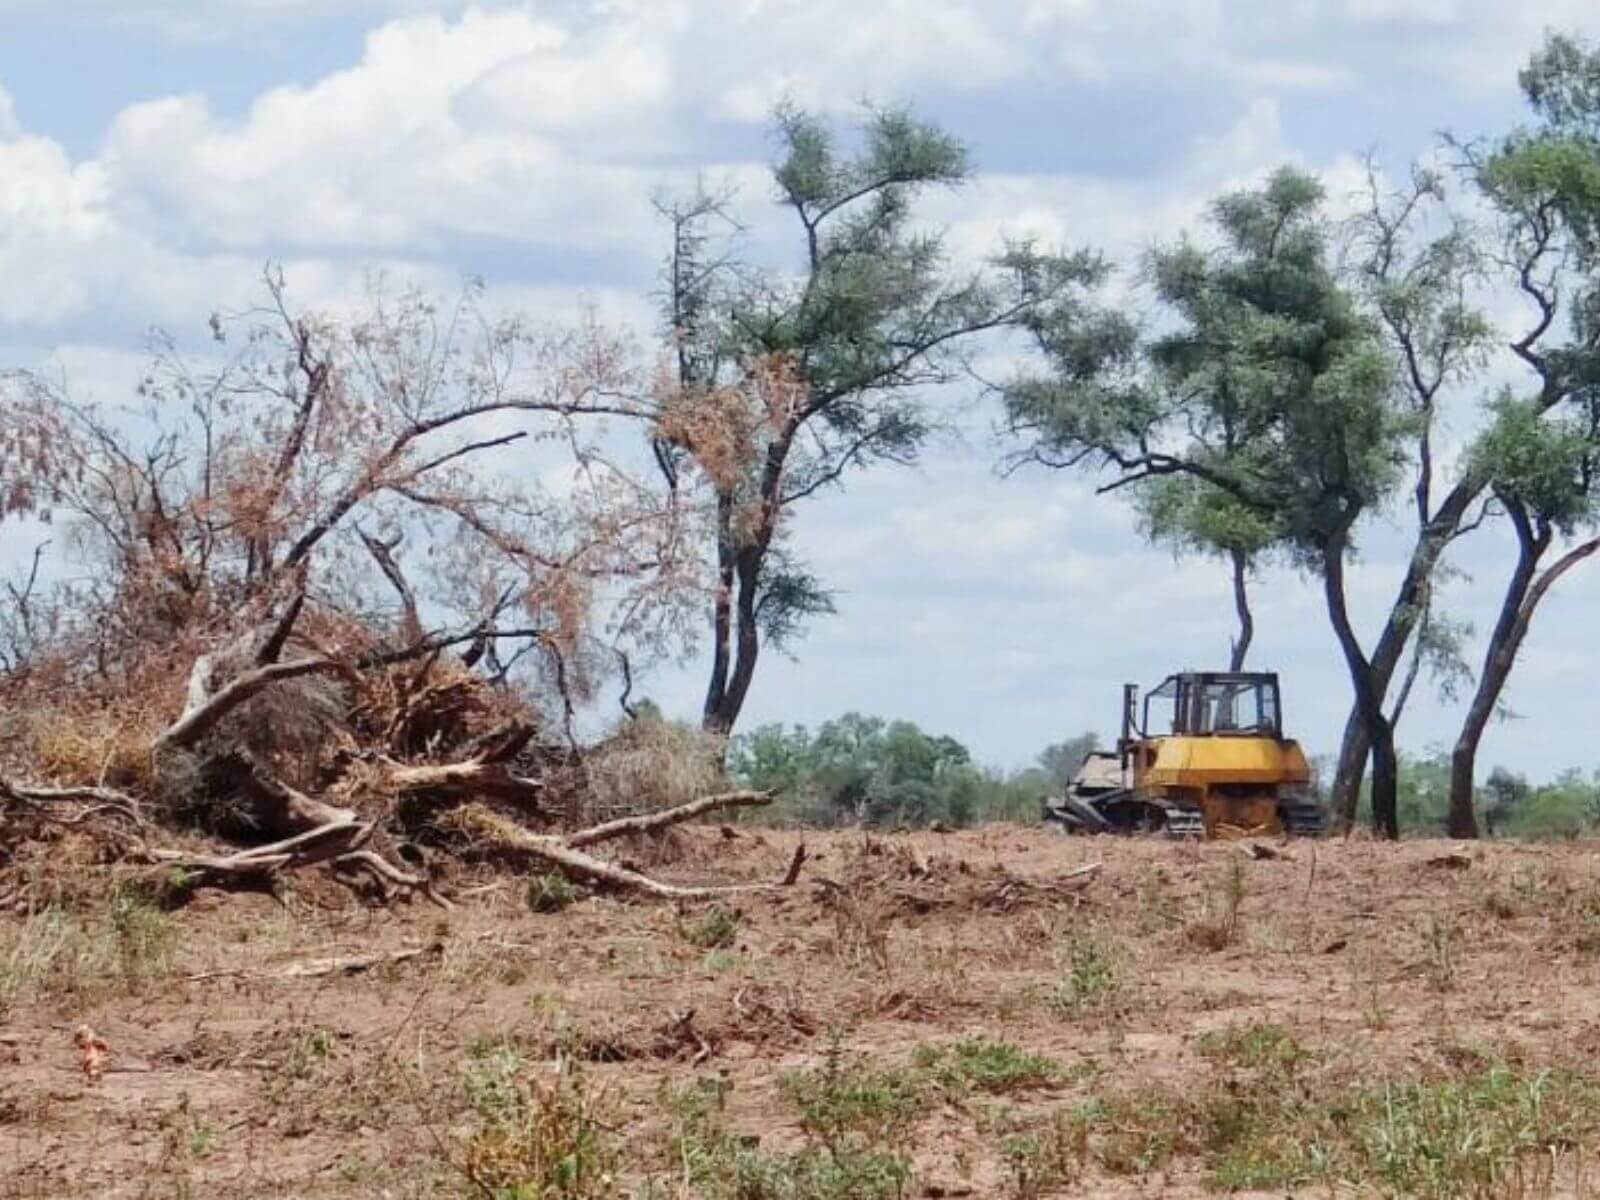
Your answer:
1134;672;1283;741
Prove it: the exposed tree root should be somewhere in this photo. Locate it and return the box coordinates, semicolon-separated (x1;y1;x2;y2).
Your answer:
0;779;147;829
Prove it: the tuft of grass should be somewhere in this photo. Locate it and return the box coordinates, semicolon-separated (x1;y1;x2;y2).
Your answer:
459;1063;619;1199
0;894;178;1016
108;887;176;980
1185;854;1246;952
1195;1022;1306;1071
656;1074;911;1200
682;905;741;951
527;872;582;915
824;891;892;973
781;1038;925;1152
998;1115;1084;1198
914;1038;1059;1096
1046;929;1122;1017
463;1037;525;1124
1418;912;1461;993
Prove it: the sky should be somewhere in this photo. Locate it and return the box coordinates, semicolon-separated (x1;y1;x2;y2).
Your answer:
3;0;1600;779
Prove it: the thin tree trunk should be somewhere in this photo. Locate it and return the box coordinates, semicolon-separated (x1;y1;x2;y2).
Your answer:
1329;481;1482;828
704;548;762;736
1322;535;1399;839
701;492;737;730
1228;547;1253;673
1386;591;1431;730
1448;513;1599;836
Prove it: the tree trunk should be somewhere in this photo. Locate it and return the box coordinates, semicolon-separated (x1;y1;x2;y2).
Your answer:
1228;547;1253;672
703;548;762;736
1447;511;1599;837
1321;535;1399;839
1329;481;1482;828
701;492;737;731
703;433;790;739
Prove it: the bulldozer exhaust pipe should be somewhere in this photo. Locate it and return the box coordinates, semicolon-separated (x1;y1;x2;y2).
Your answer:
1120;683;1137;776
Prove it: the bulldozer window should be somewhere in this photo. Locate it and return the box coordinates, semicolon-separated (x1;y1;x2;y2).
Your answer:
1190;677;1279;736
1145;673;1282;737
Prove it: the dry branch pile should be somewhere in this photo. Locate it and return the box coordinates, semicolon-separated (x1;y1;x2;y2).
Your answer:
0;276;795;908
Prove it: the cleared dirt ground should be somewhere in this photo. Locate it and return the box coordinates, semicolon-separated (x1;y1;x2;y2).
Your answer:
6;827;1600;1198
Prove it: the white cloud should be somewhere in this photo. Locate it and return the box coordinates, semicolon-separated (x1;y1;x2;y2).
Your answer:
4;0;1600;776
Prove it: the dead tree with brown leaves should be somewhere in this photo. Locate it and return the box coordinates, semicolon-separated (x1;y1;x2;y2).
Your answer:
0;272;780;905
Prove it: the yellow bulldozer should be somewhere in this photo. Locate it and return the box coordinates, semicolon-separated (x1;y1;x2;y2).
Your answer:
1044;671;1325;838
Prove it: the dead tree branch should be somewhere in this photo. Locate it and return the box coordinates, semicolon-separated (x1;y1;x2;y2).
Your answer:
457;790;800;900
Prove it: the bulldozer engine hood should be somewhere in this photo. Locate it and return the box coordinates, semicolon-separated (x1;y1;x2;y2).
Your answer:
1140;735;1311;790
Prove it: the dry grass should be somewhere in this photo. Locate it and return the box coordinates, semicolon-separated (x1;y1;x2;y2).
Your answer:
4;830;1600;1198
578;717;725;825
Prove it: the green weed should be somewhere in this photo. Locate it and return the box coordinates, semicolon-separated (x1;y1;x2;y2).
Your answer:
527;872;582;914
1045;929;1122;1016
781;1038;925;1151
656;1074;912;1200
682;906;741;950
999;1115;1082;1199
1195;1022;1306;1071
459;1064;618;1199
914;1038;1059;1095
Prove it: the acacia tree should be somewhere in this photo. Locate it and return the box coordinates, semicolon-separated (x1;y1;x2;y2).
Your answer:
1007;167;1421;837
1318;165;1495;827
655;104;1110;736
1327;35;1600;831
1445;401;1600;831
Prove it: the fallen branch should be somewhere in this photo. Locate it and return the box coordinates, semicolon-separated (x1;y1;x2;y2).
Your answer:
565;790;772;848
159;655;340;751
185;940;443;982
461;791;803;901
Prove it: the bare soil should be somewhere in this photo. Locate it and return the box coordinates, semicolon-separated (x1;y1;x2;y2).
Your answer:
6;827;1600;1198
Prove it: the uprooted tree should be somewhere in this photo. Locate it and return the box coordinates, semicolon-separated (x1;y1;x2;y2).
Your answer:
0;273;801;904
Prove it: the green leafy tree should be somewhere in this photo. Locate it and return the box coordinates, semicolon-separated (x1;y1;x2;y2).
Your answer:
1325;31;1600;836
1445;395;1600;828
1424;31;1600;834
1498;768;1600;839
656;103;1109;736
730;713;1040;828
1323;161;1494;828
1007;167;1418;836
1481;765;1531;835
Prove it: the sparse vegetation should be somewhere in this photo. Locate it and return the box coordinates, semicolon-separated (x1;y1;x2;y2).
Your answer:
682;905;741;951
2;830;1600;1195
528;872;584;915
1073;1056;1600;1196
1045;927;1124;1017
782;1039;925;1152
458;1062;619;1199
1186;854;1247;951
914;1037;1059;1095
658;1070;913;1200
